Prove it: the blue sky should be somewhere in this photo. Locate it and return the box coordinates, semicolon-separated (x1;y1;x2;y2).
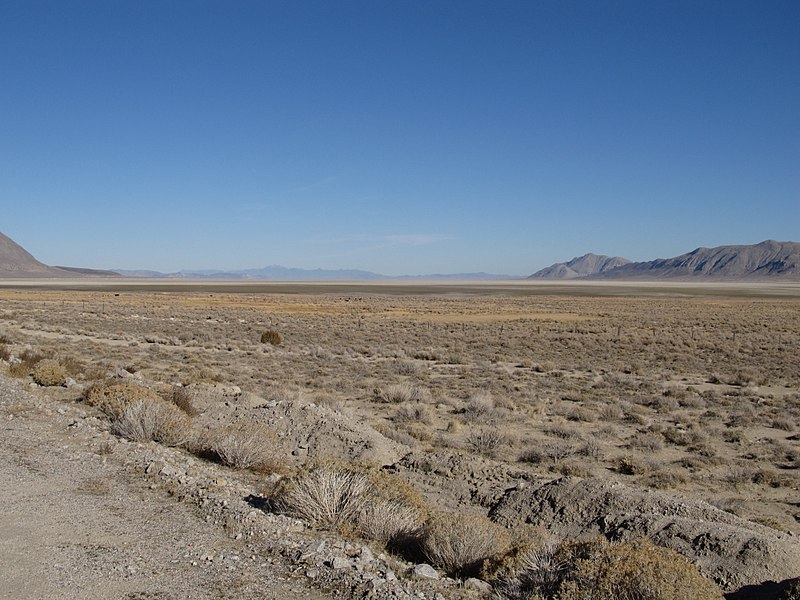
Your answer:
1;1;798;276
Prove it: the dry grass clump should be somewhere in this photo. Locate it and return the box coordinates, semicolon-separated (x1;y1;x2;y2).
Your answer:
466;427;504;457
493;537;723;600
85;380;161;418
421;511;510;576
275;466;426;546
110;397;192;447
357;499;422;545
462;390;496;420
8;348;46;378
519;439;577;465
276;467;376;528
376;382;427;404
209;422;281;470
32;358;67;386
260;330;283;345
393;404;432;424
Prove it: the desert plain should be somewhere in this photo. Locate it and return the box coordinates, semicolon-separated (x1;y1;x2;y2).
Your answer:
1;280;799;599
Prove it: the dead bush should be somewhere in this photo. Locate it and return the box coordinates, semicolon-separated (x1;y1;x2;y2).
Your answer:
209;422;281;470
110;397;192;447
494;537;723;600
376;382;427;404
462;391;496;420
421;511;510;576
357;499;422;545
277;467;373;529
32;359;67;386
260;330;283;345
466;427;504;457
0;344;10;362
85;380;161;419
8;348;45;378
171;386;199;416
393;405;432;424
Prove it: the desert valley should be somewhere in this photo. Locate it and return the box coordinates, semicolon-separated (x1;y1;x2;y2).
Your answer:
1;232;799;599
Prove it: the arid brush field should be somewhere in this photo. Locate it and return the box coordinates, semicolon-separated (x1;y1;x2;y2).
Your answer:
1;281;799;599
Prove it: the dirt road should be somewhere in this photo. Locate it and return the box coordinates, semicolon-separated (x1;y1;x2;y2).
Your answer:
0;375;327;600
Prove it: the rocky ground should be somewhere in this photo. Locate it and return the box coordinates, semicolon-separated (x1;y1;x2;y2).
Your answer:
0;374;481;600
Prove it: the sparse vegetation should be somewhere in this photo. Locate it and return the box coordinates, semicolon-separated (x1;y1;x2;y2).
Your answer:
32;358;67;386
494;537;724;600
421;511;510;576
260;330;283;345
110;397;192;446
209;422;280;470
2;285;798;597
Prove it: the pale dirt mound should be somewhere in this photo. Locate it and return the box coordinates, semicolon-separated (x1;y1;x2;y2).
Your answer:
184;383;406;467
488;477;800;593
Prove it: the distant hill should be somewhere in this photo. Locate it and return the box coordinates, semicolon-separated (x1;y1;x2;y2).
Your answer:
0;231;70;278
528;253;631;279
116;266;516;281
530;241;800;281
0;231;119;278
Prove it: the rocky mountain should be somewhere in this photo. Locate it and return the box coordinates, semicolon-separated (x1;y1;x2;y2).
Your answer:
0;231;69;277
595;240;800;280
530;241;800;281
528;253;632;279
0;231;118;278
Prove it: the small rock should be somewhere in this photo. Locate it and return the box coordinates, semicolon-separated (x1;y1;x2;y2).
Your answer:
358;545;375;563
412;564;439;579
464;578;492;593
330;557;353;570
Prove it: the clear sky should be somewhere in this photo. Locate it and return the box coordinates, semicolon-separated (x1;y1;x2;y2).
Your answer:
1;1;798;276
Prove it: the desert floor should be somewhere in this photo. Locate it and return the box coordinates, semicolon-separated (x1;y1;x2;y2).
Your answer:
0;280;798;599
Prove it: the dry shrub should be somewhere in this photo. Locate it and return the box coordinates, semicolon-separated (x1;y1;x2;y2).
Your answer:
393;404;432;424
357;499;422;545
277;467;373;528
376;382;427;404
554;537;723;600
462;391;496;420
8;348;45;378
210;422;280;470
494;537;723;600
421;511;510;576
170;386;199;416
393;360;420;375
466;427;504;457
85;380;161;418
260;330;283;345
32;359;67;386
0;344;10;362
520;439;576;465
276;466;426;547
110;397;191;446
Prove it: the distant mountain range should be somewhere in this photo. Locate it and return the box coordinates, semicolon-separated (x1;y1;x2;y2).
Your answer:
2;230;798;282
529;240;800;281
114;266;516;281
